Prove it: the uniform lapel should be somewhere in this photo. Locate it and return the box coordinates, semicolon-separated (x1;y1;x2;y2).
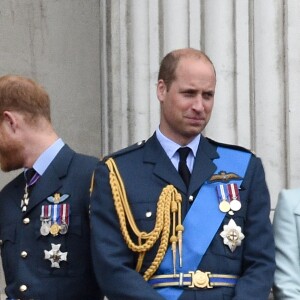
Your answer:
24;145;74;214
12;174;27;209
189;136;219;196
144;134;186;193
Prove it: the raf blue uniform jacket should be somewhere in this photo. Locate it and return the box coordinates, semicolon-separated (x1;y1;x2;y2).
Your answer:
0;145;103;300
90;134;275;300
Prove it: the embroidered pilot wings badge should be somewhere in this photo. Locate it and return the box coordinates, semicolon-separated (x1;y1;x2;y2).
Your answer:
208;171;242;183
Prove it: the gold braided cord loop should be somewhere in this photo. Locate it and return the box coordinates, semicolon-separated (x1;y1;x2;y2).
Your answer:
105;158;183;280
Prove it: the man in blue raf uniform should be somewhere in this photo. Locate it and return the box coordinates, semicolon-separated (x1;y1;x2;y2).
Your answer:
90;48;275;300
0;75;103;300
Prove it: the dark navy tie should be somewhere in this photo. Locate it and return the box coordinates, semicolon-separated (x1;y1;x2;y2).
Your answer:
25;168;39;187
177;147;191;187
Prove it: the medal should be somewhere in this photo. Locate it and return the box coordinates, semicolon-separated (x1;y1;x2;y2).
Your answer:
44;243;68;268
227;183;241;212
220;219;245;252
42;200;70;237
40;205;51;236
219;200;231;213
216;185;230;213
21;170;40;212
59;223;68;235
50;223;60;236
21;185;30;212
49;204;60;236
59;203;70;235
230;199;241;211
40;220;51;236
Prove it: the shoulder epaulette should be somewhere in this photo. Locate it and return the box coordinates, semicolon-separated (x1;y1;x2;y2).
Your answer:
102;140;146;161
206;137;255;155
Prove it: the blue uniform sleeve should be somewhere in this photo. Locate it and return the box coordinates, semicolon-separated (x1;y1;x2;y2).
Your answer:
90;161;165;300
233;157;275;299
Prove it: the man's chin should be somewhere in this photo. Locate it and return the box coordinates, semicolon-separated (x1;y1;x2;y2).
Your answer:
185;127;204;137
0;162;21;173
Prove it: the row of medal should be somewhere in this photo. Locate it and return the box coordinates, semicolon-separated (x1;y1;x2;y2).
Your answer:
40;203;70;236
217;183;245;252
216;183;241;215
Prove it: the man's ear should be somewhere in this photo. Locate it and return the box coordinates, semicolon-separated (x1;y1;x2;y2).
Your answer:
2;111;18;133
156;79;167;103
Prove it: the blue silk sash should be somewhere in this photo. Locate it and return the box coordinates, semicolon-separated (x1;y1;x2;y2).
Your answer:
155;146;251;299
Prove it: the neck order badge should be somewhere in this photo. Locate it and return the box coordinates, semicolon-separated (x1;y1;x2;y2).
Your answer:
21;168;40;212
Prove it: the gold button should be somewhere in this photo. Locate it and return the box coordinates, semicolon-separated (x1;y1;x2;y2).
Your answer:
23;218;30;224
21;251;28;258
19;284;27;292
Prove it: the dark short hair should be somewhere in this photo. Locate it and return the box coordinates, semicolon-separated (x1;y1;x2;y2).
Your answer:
157;48;216;91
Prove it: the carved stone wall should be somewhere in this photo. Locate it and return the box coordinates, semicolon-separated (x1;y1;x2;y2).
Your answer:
1;0;300;298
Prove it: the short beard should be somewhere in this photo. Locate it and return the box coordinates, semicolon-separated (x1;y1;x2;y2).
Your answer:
0;139;24;172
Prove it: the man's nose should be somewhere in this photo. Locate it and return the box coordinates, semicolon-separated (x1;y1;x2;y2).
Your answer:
192;96;204;111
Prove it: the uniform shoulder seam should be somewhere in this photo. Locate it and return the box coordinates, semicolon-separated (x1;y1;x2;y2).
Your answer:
103;140;146;161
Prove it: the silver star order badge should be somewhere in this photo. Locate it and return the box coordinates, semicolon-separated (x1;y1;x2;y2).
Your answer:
44;243;68;268
220;219;245;252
